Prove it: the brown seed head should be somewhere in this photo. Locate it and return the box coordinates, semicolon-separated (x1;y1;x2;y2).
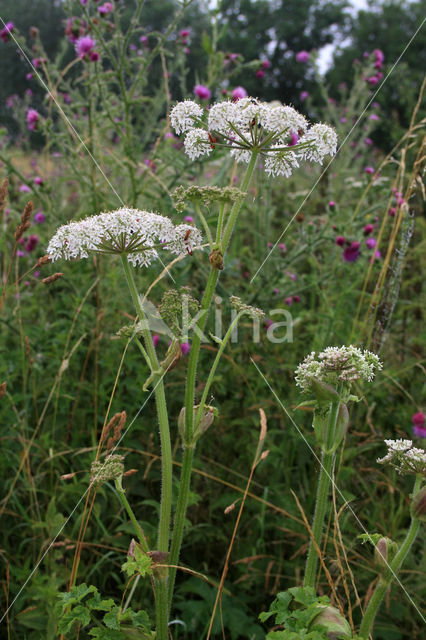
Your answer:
36;255;51;268
0;177;9;213
42;272;63;285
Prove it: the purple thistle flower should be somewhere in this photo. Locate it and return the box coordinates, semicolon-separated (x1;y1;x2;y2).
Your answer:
328;200;336;207
342;241;360;262
19;184;31;193
232;86;247;100
365;237;377;249
364;224;374;235
335;236;345;247
34;176;43;185
184;216;194;223
369;114;379;121
256;69;265;78
194;84;211;100
26;108;39;131
75;35;96;59
296;50;310;63
25;234;39;253
34;210;45;223
181;342;190;355
98;2;114;15
300;91;309;101
284;296;293;306
412;412;425;437
0;22;14;44
365;166;375;175
152;334;160;348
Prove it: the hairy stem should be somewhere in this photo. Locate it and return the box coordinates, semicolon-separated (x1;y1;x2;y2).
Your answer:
167;152;259;611
303;400;340;588
358;474;423;639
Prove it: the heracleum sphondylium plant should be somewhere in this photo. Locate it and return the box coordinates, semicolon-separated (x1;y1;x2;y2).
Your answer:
262;348;425;640
48;98;337;639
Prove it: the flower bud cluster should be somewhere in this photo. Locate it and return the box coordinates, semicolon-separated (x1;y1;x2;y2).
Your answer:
47;208;202;266
295;345;382;394
170;98;337;177
171;185;246;212
229;296;265;319
159;287;200;337
377;439;426;476
90;454;125;486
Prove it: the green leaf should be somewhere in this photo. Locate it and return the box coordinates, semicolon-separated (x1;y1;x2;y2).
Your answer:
58;583;98;611
121;544;152;578
57;605;91;633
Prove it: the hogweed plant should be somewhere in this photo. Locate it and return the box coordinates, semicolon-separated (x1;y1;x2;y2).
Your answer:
260;348;426;639
46;96;337;638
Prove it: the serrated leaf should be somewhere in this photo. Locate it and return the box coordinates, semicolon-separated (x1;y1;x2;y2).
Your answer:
103;606;122;630
58;605;91;633
58;583;98;610
121;544;152;578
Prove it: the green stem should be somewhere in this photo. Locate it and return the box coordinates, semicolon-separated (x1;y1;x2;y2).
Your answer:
120;256;171;640
155;579;169;640
303;400;340;589
115;479;149;553
358;475;423;639
194;311;243;429
195;203;214;249
167;152;259;611
120;256;172;552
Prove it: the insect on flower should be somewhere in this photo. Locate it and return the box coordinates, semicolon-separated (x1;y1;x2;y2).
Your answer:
207;132;216;149
184;228;193;255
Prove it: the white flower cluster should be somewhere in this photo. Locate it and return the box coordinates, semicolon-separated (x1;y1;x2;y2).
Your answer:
377;439;426;475
169;97;337;177
47;208;202;267
295;345;382;392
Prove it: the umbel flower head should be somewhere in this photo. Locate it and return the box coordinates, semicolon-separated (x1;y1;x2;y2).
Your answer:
47;208;202;267
377;439;426;476
169;98;337;177
295;345;382;399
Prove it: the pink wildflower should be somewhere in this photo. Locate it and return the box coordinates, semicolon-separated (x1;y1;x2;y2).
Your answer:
75;35;96;59
342;241;360;262
98;2;114;15
34;210;45;223
26;108;39;131
0;22;14;43
232;86;247;100
181;342;190;355
296;50;310;63
194;84;211;100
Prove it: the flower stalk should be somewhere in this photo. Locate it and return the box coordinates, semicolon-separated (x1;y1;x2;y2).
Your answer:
358;474;423;639
167;151;259;611
303;399;340;589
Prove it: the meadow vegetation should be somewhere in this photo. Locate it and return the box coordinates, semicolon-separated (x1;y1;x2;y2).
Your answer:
0;1;425;639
